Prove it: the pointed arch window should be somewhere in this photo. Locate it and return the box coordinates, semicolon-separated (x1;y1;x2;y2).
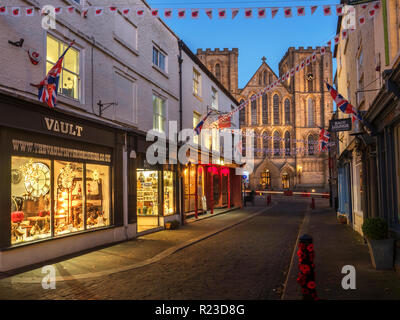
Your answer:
263;132;269;157
284;99;291;124
215;63;221;81
262;94;268;124
273;131;281;156
239;99;245;126
284;131;291;156
308;134;317;155
273;94;279;125
251;95;257;125
260;170;271;189
307;98;315;127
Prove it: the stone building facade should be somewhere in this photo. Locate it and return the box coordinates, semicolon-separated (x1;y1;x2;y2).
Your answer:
197;46;333;191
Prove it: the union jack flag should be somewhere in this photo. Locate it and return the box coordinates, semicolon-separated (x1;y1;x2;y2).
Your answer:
319;128;330;152
194;110;213;135
326;82;362;123
33;41;75;108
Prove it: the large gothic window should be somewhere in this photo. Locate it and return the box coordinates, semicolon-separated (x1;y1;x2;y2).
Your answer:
308;134;317;155
215;63;221;81
239;99;245;126
273;131;281;156
284;131;291;156
262;94;268;124
307;98;315;127
251;95;257;125
284;99;290;124
273;94;279;125
263;132;269;157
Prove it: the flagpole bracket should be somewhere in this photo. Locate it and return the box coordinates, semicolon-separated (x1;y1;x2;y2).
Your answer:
97;100;118;117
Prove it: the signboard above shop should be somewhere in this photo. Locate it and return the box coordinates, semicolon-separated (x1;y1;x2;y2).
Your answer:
329;118;352;132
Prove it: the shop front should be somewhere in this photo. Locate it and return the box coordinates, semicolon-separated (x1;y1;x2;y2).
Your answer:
0;94;125;272
133;137;179;234
183;161;242;219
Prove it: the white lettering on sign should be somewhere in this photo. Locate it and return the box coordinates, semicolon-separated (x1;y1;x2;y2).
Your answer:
44;117;84;137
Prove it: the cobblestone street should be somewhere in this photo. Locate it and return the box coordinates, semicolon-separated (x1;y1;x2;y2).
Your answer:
0;199;306;300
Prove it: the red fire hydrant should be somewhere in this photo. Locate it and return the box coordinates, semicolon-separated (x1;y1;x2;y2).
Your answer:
311;197;315;210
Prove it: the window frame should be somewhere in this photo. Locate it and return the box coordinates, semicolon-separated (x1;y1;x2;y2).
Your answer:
46;34;81;101
193;68;201;96
152;94;167;133
152;46;167;72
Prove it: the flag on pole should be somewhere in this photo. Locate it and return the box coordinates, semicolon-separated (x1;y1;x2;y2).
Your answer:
194;110;213;135
319;128;330;152
326;82;362;122
32;41;75;108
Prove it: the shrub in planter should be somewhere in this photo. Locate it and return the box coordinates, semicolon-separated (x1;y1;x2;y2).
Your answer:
165;220;180;230
362;217;394;270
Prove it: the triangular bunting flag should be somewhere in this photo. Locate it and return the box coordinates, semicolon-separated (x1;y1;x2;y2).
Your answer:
26;7;35;17
244;9;252;18
151;9;159;17
67;6;75;14
136;9;145;16
11;7;21;17
323;5;332;16
178;9;186;18
0;6;8;15
205;9;212;19
191;9;199;18
284;7;292;18
231;8;239;19
334;34;340;45
258;8;266;18
342;29;348;39
320;47;326;55
359;15;366;25
271;8;278;18
218;9;227;19
81;9;88;18
336;5;344;16
164;9;172;18
368;8;377;18
311;6;318;15
109;6;117;13
54;7;62;15
297;7;305;16
95;8;104;16
122;8;130;16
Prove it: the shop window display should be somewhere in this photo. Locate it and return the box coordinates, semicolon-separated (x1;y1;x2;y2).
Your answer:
11;157;111;246
137;170;159;216
54;161;84;235
163;171;175;215
11;157;52;244
86;164;110;229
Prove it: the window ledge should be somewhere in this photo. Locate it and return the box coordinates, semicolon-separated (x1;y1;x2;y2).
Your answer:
193;93;203;102
113;33;139;57
152;64;169;79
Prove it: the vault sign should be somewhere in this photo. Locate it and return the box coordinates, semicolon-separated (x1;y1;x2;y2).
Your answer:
329;118;352;132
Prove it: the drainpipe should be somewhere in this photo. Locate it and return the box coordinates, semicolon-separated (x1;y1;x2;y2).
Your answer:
178;40;184;225
382;0;390;66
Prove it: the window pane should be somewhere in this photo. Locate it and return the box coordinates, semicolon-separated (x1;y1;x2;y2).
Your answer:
86;164;111;229
273;95;279;125
153;48;158;65
54;161;84;236
164;171;175;215
137;170;159;216
64;47;79;74
159;53;165;70
11;157;52;245
47;36;60;64
61;70;78;99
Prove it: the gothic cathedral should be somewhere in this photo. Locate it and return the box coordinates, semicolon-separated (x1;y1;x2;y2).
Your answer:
197;46;333;191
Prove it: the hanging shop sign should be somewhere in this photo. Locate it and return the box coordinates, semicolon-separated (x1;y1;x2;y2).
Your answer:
329;118;352;132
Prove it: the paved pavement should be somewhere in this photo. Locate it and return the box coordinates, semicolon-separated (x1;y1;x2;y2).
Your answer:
283;198;400;300
0;196;399;300
0;197;306;299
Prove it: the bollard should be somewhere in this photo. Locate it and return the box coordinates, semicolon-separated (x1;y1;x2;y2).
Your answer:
296;234;318;300
311;197;315;210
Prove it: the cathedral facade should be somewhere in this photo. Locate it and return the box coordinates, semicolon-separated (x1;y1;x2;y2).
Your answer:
197;46;333;191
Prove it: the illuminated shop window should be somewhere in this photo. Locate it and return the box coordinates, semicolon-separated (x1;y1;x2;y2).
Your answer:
137;170;159;216
11;157;52;245
46;35;80;100
163;171;175;216
11;156;111;245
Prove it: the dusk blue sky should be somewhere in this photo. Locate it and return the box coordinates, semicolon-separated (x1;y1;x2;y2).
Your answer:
147;0;340;88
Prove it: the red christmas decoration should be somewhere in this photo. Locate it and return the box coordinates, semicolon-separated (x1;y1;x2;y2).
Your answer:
297;234;318;300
